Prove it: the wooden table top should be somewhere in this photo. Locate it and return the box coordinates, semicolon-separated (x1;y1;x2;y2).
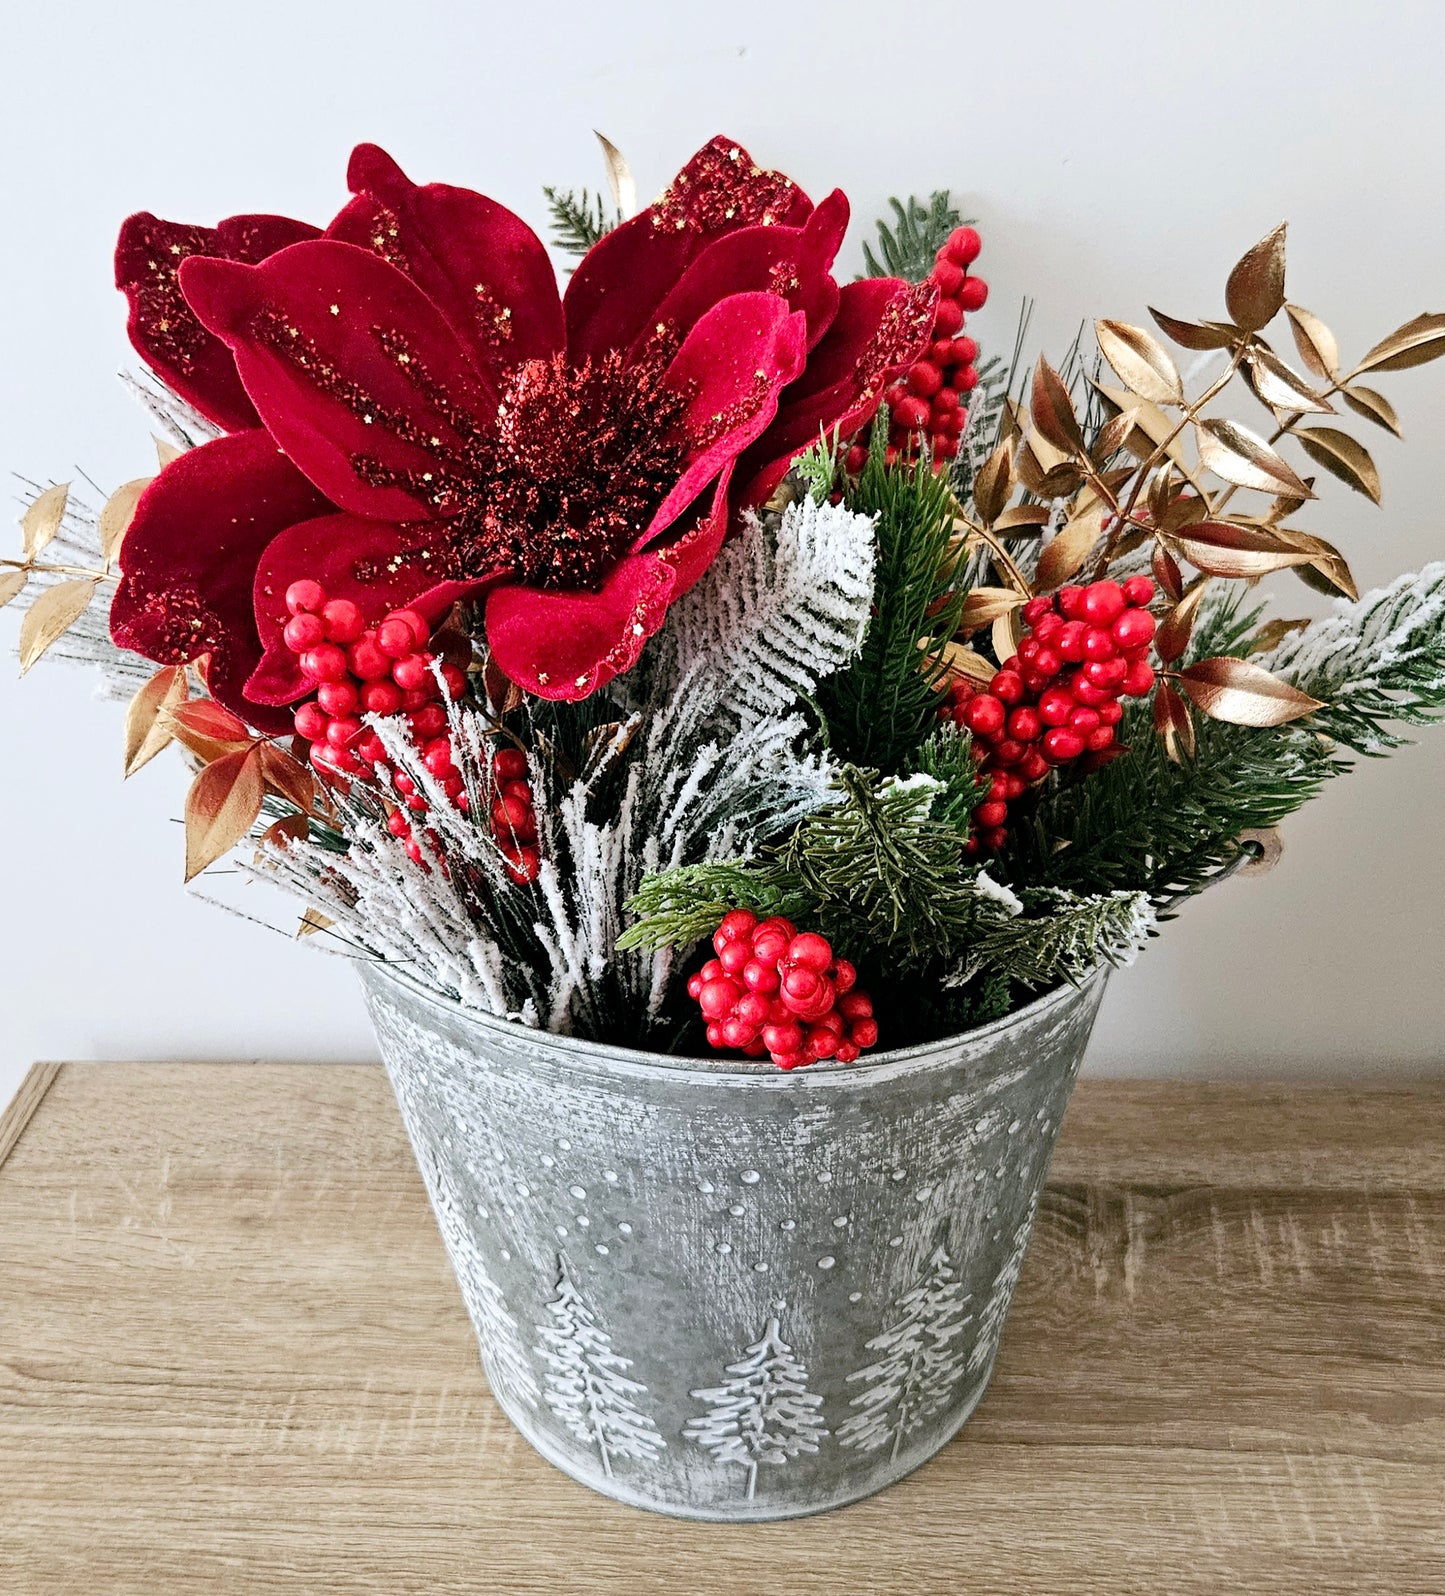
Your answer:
1;1064;1441;1595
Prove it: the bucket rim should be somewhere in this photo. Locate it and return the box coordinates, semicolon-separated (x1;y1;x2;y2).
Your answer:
358;956;1109;1089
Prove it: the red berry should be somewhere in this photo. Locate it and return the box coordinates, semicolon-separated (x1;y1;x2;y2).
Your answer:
1033;611;1064;644
718;939;751;976
293;700;329;741
787;932;833;972
440;663;467;700
392;653;433;692
1069;706;1101;734
835;1042;861;1064
944;226;982;266
933;435;959;462
1037;688;1074;727
326;716;363;748
503;846;541;885
283;613;325;652
393;771;417;797
838;991;873;1021
716;908;759;946
386;608;430;650
285;579;326;616
933;387;959;413
1058;586;1088;620
933;298;963;337
387;809;412;839
1112;608;1156;650
1098;699;1124;727
781;965;822;1003
742;960;780;995
957;364;980;392
407;704;446;741
376;619;417;660
698;978;740;1020
493;748;528;782
762;1021;805;1056
1082;628;1118;663
990;738;1025;766
1122;575;1156;607
957;276;988;311
347;635;391;681
321;598;365;644
358;732;387;765
849;1018;880;1049
1122;659;1156;696
950;335;979;365
1085;656;1128;691
844;444;869;475
931;258;964;296
735;991;771;1028
1081;581;1127;625
359;680;403;716
893;395;930;431
1070;677;1114;708
300;644;348;683
962;694;1007;739
806;1027;841;1060
833;958;857;993
1008;707;1042;743
1018;749;1049;782
317;680;358;717
1056;621;1088;662
907;360;943;398
423;738;456;778
1086;725;1116;753
1022;596;1052;626
1032;646;1062;678
1042;727;1086;763
976;799;1008;827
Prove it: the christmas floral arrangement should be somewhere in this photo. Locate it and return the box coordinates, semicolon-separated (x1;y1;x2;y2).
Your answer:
10;135;1445;1068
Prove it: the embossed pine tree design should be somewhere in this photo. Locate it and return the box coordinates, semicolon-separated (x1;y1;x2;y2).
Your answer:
967;1195;1037;1376
455;1233;540;1412
838;1243;974;1460
685;1313;829;1501
536;1257;664;1477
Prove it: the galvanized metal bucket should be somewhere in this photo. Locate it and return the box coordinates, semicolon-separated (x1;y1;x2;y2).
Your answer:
358;960;1108;1521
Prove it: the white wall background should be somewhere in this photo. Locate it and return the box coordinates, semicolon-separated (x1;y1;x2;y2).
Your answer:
3;0;1443;1110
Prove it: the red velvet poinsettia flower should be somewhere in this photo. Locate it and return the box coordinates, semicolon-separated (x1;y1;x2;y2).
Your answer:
111;138;934;723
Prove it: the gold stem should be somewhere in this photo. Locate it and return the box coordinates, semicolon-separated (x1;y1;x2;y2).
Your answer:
0;557;116;582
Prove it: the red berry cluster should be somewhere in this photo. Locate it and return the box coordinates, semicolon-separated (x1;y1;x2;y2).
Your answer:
280;578;540;882
845;226;986;474
686;912;879;1071
941;577;1158;853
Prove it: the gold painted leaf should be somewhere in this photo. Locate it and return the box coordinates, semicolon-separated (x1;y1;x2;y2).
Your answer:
165;698;255;764
932;640;997;687
972;439;1015;526
154;436;184;468
1095;320;1183;406
1158;495;1210;534
1295;426;1381;504
1030;358;1084;455
257;813;309;854
21;482;70;560
1196;418;1314;498
0;570;26;609
992;607;1022;663
1177;655;1325;726
1036;502;1106;590
1225;223;1287;332
1153;680;1196;763
993;505;1052;533
1340;384;1402;437
1152;542;1184;603
1155;582;1210;665
297;907;334;939
1247;617;1311;654
594;130;637;218
184;745;265;880
98;477;152;566
1148;309;1237;351
1090;407;1140;465
259;742;318;816
1172;522;1315;581
1271;527;1359;601
124;663;189;777
18;578;97;674
958;586;1024;635
1285;304;1339;380
1353;312;1445;375
1090;381;1209;493
1243;347;1334;414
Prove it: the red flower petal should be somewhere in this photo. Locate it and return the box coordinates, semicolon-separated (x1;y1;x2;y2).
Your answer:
563;135;814;365
110;431;333;733
652;471;733;598
644;292;807;546
246;514;497;705
485;553;678;701
637;189;848;364
116;211;320;432
180;239;496;522
732;276;938;507
328;144;564;382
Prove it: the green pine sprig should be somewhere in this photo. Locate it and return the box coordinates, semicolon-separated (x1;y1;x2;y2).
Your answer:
541;187;619;259
862;192;965;282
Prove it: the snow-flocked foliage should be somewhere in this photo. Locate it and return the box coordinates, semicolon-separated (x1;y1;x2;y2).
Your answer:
255;498;878;1043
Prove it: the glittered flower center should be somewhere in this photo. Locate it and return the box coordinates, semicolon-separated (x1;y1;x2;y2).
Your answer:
454;350;691;591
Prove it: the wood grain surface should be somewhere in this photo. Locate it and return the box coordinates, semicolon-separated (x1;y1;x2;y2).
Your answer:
1;1065;1441;1595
